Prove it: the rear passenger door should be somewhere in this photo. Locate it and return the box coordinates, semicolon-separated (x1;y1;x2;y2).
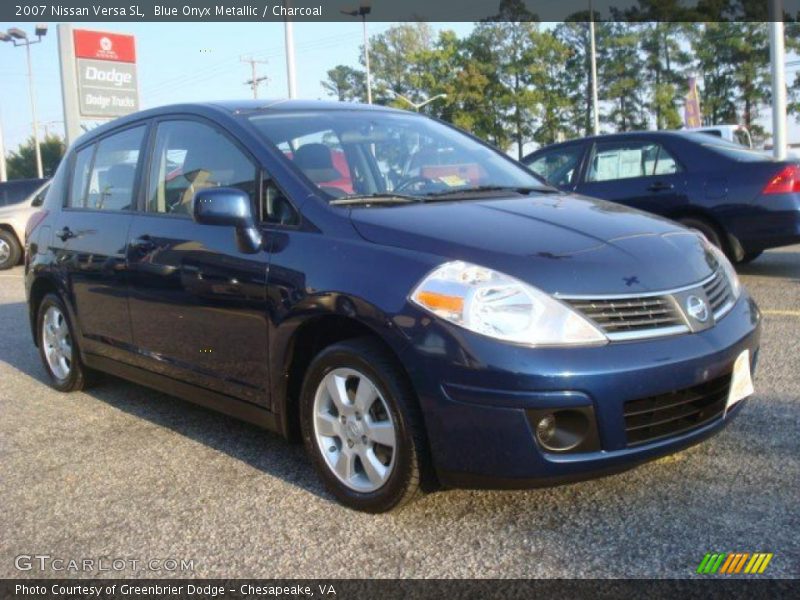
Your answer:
575;138;687;215
53;124;146;361
524;143;586;190
125;118;272;406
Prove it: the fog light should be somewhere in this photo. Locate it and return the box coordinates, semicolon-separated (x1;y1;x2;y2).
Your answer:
535;414;557;445
531;409;593;453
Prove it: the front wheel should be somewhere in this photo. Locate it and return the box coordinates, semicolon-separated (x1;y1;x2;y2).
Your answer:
0;229;21;270
300;338;426;512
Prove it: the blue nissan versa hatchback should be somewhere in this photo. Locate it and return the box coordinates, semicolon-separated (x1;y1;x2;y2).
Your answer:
25;101;761;512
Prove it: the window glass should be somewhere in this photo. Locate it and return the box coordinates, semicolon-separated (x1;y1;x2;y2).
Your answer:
68;145;94;208
31;184;50;207
248;111;548;200
263;181;298;226
734;129;752;148
81;127;145;211
586;142;681;182
147;120;257;216
526;146;583;186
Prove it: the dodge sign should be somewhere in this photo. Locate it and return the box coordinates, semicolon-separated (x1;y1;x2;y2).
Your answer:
73;29;139;118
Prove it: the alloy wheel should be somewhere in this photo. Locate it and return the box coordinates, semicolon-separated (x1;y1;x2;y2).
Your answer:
42;305;72;380
312;367;397;493
0;239;10;264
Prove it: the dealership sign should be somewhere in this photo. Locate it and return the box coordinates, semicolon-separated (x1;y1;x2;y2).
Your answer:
73;29;139;117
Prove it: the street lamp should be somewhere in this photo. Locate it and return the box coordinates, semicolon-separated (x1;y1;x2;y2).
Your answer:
1;24;47;179
341;2;372;104
387;90;447;112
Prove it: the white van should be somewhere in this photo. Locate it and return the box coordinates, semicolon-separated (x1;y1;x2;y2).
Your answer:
691;124;753;148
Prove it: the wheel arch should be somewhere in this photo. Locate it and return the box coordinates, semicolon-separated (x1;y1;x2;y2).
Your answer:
666;206;743;260
274;311;412;443
28;275;71;347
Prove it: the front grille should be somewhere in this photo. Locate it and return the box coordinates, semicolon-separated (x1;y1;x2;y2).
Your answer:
623;373;731;446
703;270;734;317
565;296;685;339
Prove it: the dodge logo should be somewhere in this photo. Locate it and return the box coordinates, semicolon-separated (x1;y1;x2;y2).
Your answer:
686;295;709;323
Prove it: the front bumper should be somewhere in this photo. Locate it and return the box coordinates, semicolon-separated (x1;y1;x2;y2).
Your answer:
398;292;761;489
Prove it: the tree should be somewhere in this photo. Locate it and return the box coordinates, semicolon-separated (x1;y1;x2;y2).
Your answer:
687;23;738;126
528;30;573;145
472;0;541;158
321;65;366;102
365;22;435;105
638;22;690;129
599;23;648;131
6;134;65;180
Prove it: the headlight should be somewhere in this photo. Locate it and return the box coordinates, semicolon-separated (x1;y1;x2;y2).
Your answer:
409;261;607;347
701;237;741;300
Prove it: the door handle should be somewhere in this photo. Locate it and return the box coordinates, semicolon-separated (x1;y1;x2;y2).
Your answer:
647;182;674;192
130;235;156;252
56;226;75;242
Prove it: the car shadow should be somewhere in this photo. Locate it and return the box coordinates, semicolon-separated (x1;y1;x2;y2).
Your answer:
738;249;800;280
0;299;331;503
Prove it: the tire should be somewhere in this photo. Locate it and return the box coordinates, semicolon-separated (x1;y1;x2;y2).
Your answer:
36;293;94;392
738;251;763;265
678;217;726;253
0;229;21;270
300;337;427;512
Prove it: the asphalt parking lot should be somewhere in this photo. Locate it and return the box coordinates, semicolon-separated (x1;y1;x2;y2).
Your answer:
1;248;798;579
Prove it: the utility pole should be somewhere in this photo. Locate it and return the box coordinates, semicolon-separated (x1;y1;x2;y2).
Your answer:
0;110;7;182
769;0;787;160
241;56;269;99
589;0;600;136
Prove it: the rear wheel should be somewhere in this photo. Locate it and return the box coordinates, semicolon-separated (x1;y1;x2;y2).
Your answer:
300;338;426;512
0;230;21;270
37;293;93;392
678;217;726;253
738;251;763;264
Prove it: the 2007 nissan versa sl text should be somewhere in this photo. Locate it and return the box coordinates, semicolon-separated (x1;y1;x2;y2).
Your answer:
24;100;761;512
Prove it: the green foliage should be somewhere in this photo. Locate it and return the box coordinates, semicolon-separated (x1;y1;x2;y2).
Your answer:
321;20;785;153
6;134;65;180
321;66;366;102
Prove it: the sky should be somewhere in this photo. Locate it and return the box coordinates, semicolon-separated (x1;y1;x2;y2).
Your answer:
0;20;798;154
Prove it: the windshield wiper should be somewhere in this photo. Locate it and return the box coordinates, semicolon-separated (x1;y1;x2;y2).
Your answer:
424;185;558;198
329;193;425;206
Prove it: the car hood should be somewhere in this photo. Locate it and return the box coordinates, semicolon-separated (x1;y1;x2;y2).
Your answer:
349;193;716;296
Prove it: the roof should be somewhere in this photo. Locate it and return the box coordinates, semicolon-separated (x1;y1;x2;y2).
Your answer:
70;99;407;148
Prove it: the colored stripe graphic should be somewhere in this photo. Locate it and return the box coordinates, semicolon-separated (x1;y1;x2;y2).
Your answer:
700;553;773;575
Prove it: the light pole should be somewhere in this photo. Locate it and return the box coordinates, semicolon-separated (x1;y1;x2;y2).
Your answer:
341;2;372;104
1;25;47;179
283;1;297;98
387;90;447;112
769;0;787;160
588;0;600;135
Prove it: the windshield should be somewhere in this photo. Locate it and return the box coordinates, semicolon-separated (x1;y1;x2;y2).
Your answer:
247;110;548;201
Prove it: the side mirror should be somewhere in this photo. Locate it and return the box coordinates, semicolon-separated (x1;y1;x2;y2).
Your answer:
193;187;263;254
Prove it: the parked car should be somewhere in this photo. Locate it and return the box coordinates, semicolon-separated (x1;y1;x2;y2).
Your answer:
0;177;49;207
691;124;752;148
0;180;50;269
25;101;760;512
523;131;800;264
